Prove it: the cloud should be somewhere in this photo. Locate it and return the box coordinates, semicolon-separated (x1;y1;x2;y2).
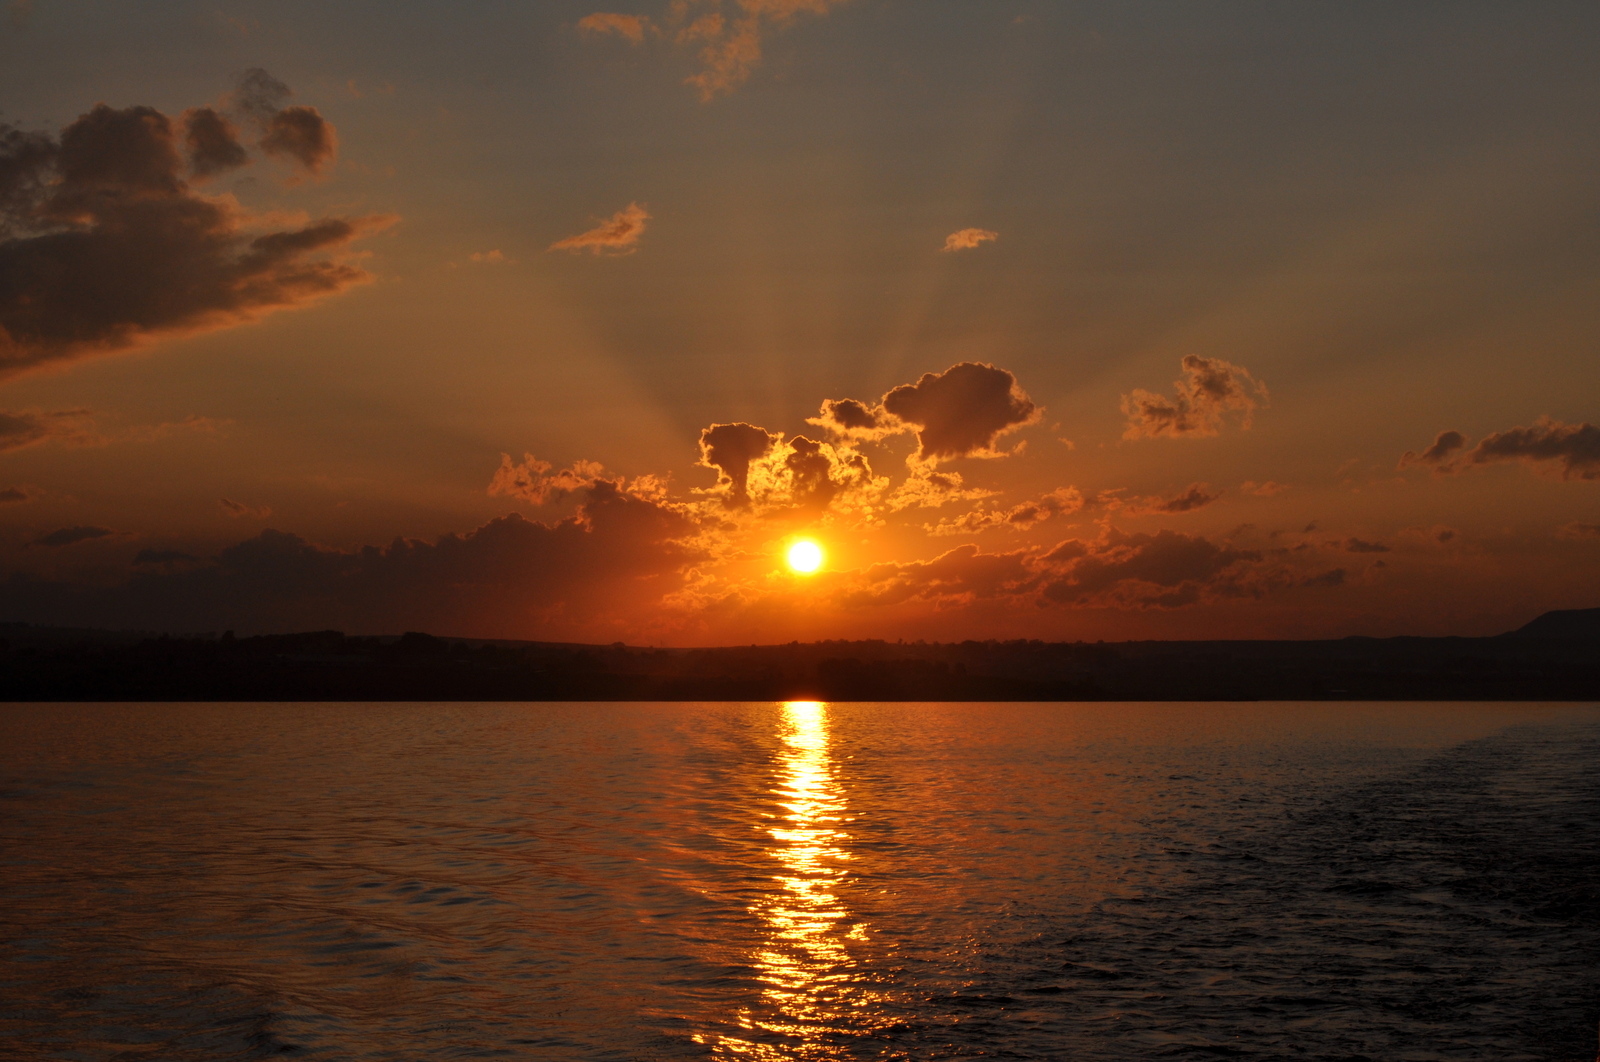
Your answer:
1110;483;1219;516
0;408;91;451
1343;537;1391;553
1240;480;1289;496
578;1;847;100
942;228;998;252
32;525;117;548
1401;419;1600;480
0;484;702;639
469;249;508;264
578;12;654;41
1040;528;1267;609
549;202;650;255
698;422;777;505
225;69;337;176
885;468;995;511
133;548;198;566
219;498;272;519
926;487;1083;536
1558;522;1600;540
881;362;1039;463
0;88;391;378
181;107;248;179
259;106;338;174
844;543;1037;607
488;453;608;505
1121;355;1268;440
0;484;38;503
806;396;899;442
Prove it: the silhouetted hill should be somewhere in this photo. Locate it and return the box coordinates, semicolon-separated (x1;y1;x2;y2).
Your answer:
1505;607;1600;640
2;610;1597;701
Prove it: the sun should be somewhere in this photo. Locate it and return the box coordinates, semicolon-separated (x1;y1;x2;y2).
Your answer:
786;539;824;574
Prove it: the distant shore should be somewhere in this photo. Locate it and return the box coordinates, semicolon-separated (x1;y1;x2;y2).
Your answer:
3;608;1597;702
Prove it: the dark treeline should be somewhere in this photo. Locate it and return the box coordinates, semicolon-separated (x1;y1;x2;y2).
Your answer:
2;608;1597;701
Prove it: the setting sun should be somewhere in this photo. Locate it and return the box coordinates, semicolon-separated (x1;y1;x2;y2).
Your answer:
787;540;824;574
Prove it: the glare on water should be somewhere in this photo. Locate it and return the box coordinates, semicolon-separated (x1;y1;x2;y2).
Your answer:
706;701;885;1058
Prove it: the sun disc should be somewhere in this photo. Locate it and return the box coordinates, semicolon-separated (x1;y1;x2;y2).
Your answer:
787;540;824;574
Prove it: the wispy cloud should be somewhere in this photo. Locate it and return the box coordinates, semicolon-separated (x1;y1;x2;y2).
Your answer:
549;203;650;255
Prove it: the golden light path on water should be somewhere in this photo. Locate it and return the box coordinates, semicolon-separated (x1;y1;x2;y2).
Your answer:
705;701;888;1059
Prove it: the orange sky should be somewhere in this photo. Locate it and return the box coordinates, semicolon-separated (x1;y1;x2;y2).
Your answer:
0;1;1596;643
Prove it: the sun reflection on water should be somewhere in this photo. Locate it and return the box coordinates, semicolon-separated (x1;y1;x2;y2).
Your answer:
705;701;882;1059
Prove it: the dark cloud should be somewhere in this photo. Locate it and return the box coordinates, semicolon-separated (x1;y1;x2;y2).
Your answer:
698;422;776;505
219;498;272;519
260;106;337;174
807;397;898;442
32;525;116;547
133;548;198;566
0;483;702;638
1558;522;1600;539
881;362;1039;463
0;408;90;451
1402;419;1600;480
231;68;291;124
488;454;608;505
1122;355;1267;439
783;435;870;511
0;484;38;503
1343;537;1390;553
1399;429;1466;470
182;107;248;179
1042;528;1264;609
0;92;389;377
1114;483;1219;516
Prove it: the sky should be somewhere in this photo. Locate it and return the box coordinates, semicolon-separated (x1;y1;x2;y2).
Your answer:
0;0;1597;644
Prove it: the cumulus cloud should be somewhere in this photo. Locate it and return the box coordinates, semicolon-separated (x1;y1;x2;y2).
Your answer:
807;396;899;442
0;483;703;639
0;408;91;451
1558;522;1600;540
881;362;1039;463
926;487;1082;536
489;453;608;506
578;12;654;41
32;525;117;548
886;468;995;511
942;228;998;252
1402;419;1600;480
224;69;337;176
549;202;649;255
1122;355;1268;440
219;498;272;519
0;86;390;378
182;107;248;179
698;422;777;505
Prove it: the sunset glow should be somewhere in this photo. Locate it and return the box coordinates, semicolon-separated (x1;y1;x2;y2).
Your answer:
0;5;1594;646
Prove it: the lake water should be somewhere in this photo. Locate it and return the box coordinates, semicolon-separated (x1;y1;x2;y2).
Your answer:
1;701;1597;1061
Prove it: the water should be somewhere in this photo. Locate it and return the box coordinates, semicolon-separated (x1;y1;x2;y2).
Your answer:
0;701;1596;1061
